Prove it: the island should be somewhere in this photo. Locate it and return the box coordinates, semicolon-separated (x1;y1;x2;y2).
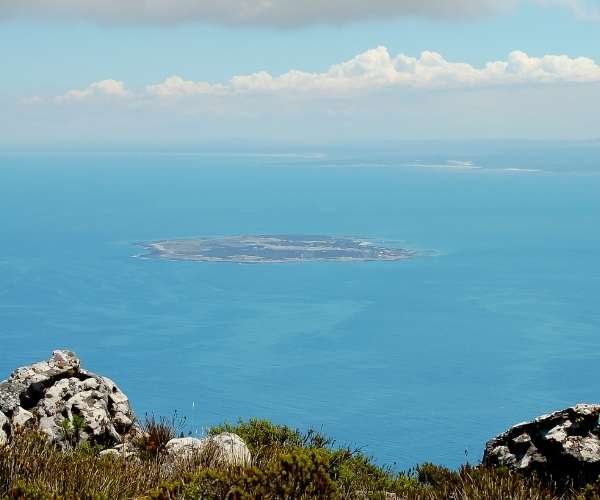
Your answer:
134;235;415;263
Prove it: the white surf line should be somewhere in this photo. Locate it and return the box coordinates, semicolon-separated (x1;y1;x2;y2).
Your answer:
401;162;482;170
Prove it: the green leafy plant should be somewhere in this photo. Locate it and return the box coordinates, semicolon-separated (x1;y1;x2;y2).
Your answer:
58;414;86;448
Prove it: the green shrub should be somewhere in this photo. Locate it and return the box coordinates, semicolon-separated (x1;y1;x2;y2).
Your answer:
0;419;592;499
209;419;305;454
417;462;462;489
151;448;339;499
59;414;86;448
6;480;61;500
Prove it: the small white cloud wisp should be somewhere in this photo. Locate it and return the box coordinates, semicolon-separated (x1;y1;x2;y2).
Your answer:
48;48;600;105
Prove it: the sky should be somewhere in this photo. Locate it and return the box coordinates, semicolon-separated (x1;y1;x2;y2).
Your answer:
1;0;600;147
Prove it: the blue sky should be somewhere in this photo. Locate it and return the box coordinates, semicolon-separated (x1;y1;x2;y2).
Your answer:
1;0;600;146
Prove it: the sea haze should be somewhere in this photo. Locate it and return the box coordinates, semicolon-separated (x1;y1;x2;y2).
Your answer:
1;143;599;468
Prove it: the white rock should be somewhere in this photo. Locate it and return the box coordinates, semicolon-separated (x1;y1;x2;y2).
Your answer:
12;407;34;429
564;436;600;463
0;411;9;445
49;350;80;371
544;422;572;444
0;351;137;449
9;350;80;388
100;442;138;460
33;376;125;447
166;437;207;458
83;378;100;391
102;377;129;404
166;433;251;466
0;382;21;414
38;415;61;442
101;377;134;431
67;389;121;444
99;448;121;458
211;432;252;466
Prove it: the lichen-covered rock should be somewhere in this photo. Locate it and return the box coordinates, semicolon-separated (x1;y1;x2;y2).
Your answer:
0;350;139;449
211;432;252;466
0;411;9;445
0;384;21;416
11;407;34;429
166;432;251;466
165;436;207;458
483;404;600;485
101;376;134;432
0;351;80;414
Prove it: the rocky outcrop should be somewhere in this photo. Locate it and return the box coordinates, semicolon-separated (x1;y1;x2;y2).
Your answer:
166;433;252;466
0;350;139;449
483;404;600;485
1;350;253;467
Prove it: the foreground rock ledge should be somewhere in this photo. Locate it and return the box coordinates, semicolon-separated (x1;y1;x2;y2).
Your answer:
0;350;251;466
483;404;600;484
0;350;138;448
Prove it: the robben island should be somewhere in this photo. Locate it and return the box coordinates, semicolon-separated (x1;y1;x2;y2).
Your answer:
136;235;416;263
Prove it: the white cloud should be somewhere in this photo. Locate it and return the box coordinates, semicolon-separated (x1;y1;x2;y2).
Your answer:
56;79;130;102
82;48;600;102
0;0;514;26
145;76;224;97
45;47;600;109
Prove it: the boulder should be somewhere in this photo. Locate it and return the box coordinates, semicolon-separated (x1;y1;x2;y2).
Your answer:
166;432;251;466
165;436;207;458
211;432;252;466
483;404;600;485
0;350;139;449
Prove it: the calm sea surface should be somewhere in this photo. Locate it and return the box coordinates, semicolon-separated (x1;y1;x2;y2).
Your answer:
1;143;599;468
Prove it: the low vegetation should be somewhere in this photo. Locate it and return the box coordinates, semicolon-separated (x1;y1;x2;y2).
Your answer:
1;418;599;499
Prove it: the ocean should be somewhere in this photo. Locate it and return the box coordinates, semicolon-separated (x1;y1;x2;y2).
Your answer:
1;142;599;469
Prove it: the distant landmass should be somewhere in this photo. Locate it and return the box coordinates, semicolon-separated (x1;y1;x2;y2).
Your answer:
135;235;415;263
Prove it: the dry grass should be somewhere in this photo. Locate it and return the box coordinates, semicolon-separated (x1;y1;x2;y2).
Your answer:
133;413;185;460
0;431;186;499
0;419;598;499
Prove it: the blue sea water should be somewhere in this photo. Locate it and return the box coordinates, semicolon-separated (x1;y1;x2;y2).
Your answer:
1;143;599;469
